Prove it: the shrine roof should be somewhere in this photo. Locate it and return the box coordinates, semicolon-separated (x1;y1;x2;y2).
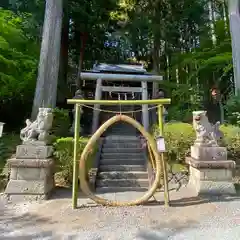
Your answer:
89;63;152;75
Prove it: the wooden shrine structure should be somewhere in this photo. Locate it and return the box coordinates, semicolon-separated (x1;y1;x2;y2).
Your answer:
79;63;163;134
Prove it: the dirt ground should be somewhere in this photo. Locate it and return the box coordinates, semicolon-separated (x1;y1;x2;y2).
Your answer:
2;187;238;239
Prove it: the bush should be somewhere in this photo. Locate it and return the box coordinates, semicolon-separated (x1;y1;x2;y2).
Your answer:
166;106;193;123
225;94;240;125
0;133;20;191
53;137;98;184
220;125;240;161
52;108;71;137
152;122;240;164
153;122;195;163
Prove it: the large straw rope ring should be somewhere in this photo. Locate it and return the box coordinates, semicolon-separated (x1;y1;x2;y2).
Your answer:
79;114;164;206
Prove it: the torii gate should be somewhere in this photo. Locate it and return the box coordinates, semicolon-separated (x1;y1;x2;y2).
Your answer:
31;0;240;119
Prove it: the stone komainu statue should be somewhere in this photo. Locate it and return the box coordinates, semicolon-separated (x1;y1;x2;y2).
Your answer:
193;111;223;147
20;108;53;143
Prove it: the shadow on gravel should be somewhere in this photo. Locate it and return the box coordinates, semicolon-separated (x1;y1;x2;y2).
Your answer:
136;219;199;240
145;195;240;207
0;207;82;239
50;186;240;209
50;186;88;200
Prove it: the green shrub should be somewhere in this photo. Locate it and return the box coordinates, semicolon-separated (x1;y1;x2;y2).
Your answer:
166;106;193;123
220;125;240;161
53;137;98;184
152;122;240;164
0;133;20;174
225;94;240;125
52;108;71;137
153;122;195;163
0;133;20;191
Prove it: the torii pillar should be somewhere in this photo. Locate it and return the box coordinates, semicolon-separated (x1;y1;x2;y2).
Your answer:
228;0;240;94
31;0;63;119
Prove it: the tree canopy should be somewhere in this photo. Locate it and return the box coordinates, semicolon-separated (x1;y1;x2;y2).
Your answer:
0;0;235;125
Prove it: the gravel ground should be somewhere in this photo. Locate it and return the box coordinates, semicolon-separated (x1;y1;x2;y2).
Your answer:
0;188;239;240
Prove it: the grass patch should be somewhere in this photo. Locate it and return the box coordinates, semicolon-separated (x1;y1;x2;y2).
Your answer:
0;133;20;191
0;133;20;174
168;162;188;172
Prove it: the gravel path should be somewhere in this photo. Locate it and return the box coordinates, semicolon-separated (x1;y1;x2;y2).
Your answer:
0;188;239;239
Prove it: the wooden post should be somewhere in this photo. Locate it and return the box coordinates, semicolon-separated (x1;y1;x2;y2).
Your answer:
158;105;170;207
72;104;81;209
228;0;240;94
31;0;63;119
92;79;102;133
141;81;149;131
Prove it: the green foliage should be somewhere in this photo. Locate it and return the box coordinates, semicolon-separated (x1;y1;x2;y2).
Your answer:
162;82;203;122
152;122;240;164
220;125;240;161
153;122;195;163
53;137;98;184
0;8;39;128
52;108;71;137
0;9;38;100
0;133;20;175
0;133;20;190
225;94;240;125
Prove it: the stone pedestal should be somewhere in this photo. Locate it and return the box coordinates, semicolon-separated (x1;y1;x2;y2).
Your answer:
191;146;227;161
5;144;55;202
186;157;236;195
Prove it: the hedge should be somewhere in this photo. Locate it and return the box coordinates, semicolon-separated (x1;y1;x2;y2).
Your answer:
53;137;98;184
53;123;240;185
152;122;240;164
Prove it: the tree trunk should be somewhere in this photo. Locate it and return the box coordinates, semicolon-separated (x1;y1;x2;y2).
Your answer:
31;0;63;119
76;32;88;89
208;0;217;46
228;0;240;94
152;36;161;98
57;1;70;104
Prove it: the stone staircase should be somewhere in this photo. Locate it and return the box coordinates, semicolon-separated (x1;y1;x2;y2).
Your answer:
95;122;149;193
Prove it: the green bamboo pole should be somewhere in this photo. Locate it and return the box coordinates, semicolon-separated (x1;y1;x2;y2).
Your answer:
158;105;164;135
67;98;171;105
158;105;170;207
72;104;81;209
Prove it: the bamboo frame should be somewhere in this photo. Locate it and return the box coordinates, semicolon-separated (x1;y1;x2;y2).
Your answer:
72;104;81;209
67;99;171;105
158;105;170;207
68;98;171;208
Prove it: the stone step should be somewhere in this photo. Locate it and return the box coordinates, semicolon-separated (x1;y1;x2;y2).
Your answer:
100;159;145;165
104;136;140;141
96;179;149;188
107;129;136;132
107;130;136;134
102;148;144;153
106;133;137;136
95;187;147;193
103;142;141;149
97;171;148;179
101;153;145;159
99;165;146;172
108;127;136;130
108;124;136;128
